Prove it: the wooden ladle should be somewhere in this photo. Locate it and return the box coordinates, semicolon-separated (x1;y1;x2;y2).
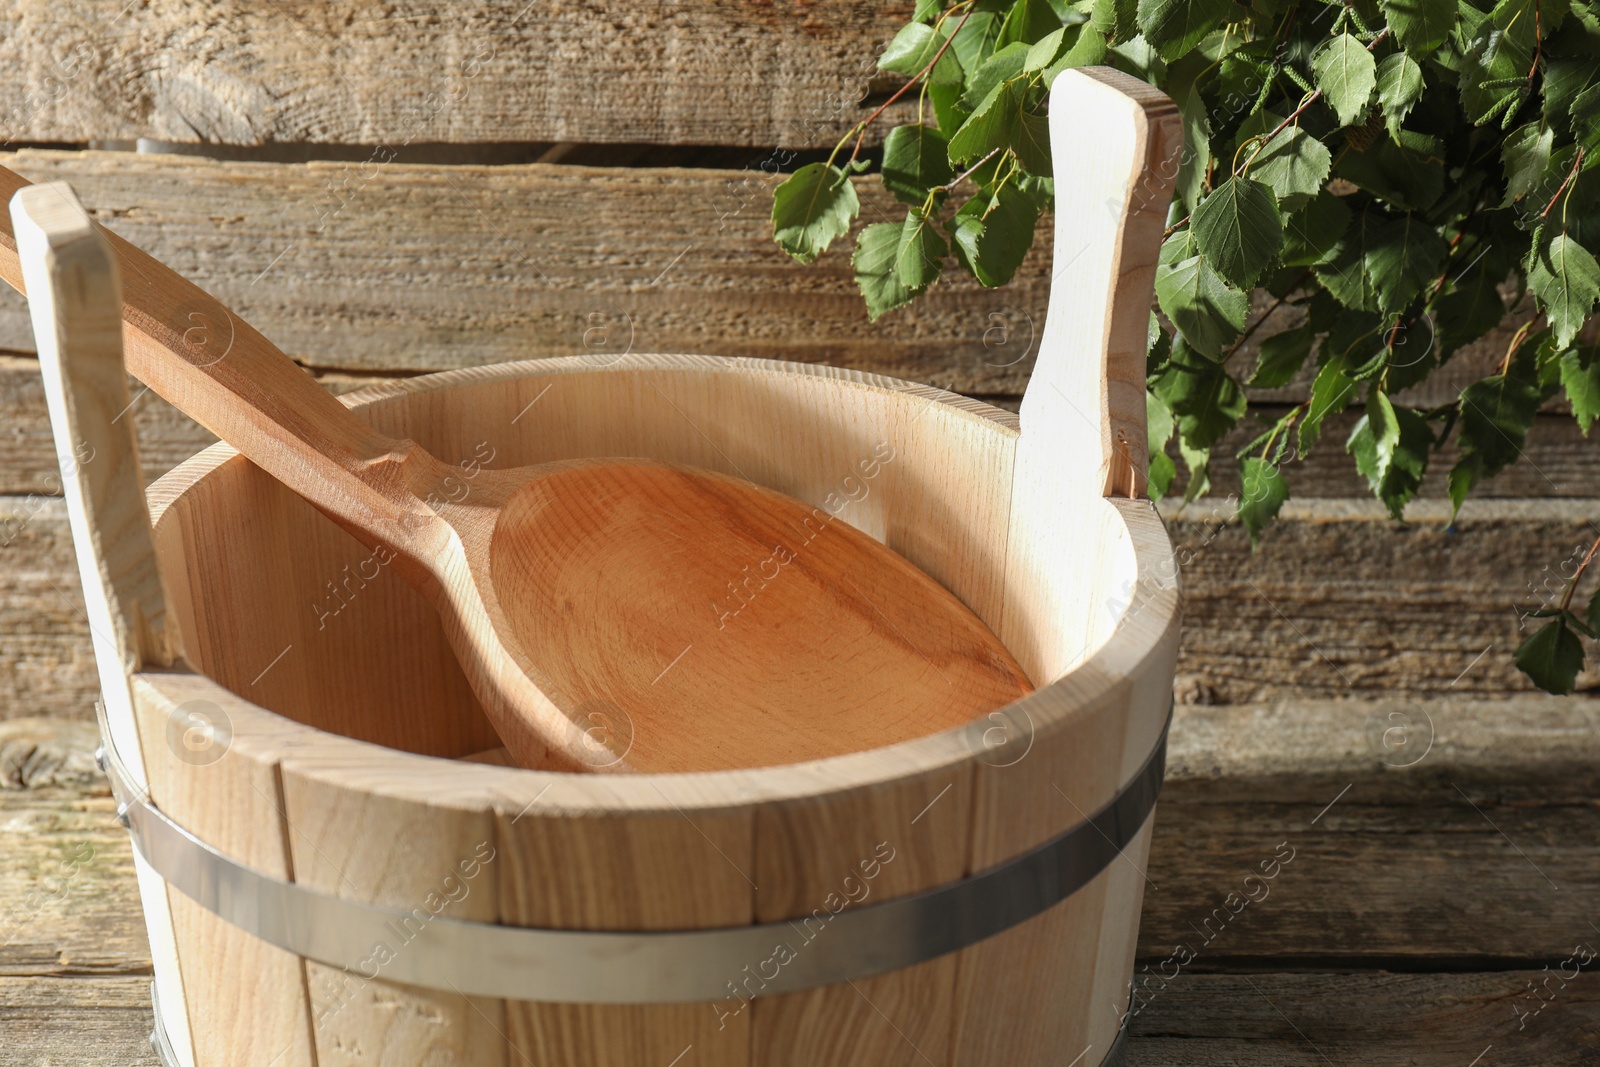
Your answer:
4;173;1033;773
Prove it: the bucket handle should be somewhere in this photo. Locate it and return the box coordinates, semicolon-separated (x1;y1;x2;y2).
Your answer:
1020;66;1182;499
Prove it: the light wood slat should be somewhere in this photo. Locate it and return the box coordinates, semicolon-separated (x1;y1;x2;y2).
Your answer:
131;675;317;1067
0;0;905;148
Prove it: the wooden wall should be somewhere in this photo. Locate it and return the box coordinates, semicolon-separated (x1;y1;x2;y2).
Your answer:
0;0;1590;726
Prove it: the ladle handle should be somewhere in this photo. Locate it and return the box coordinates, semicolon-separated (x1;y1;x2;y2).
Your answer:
1021;67;1182;499
0;168;443;555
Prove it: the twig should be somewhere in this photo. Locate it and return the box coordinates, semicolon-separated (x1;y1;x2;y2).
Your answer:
1557;532;1600;614
850;8;975;164
939;147;1003;192
1540;149;1585;219
1221;268;1312;364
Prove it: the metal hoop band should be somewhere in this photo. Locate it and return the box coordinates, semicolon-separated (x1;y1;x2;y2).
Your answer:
102;707;1168;1005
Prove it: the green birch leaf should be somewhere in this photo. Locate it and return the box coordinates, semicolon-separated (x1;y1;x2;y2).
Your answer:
1179;437;1212;501
1250;321;1317;387
949;80;1025;163
997;0;1065;48
1545;57;1600;136
1136;0;1236;60
1381;0;1458;55
949;182;1042;287
1151;340;1248;447
949;10;1002;72
1514;615;1585;694
1559;347;1600;434
894;211;947;291
1459;24;1526;125
1365;214;1449;312
928;82;970;139
1169;66;1213;211
1191;177;1284;289
1376;53;1426;138
1447;453;1483;519
913;0;944;21
1013;110;1054;176
1347;391;1432;517
1313;34;1378;127
962;42;1031;109
1337;135;1445;212
1457;358;1545;475
1435;263;1508;357
1154;253;1252;358
772;163;860;265
853;222;916;320
1298;351;1360;453
1147;390;1177;499
1573;84;1600;158
1237;458;1289;547
1502;123;1557;204
879;21;963;86
881;125;956;205
1238;113;1333;211
1043;23;1110;84
1282;191;1352;266
1024;27;1067;71
1528;235;1600;348
1317;208;1383;311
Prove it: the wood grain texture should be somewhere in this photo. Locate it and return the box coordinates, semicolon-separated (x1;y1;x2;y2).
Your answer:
275;744;508;1067
130;673;317;1067
1170;497;1600;704
0;0;904;148
490;460;1029;772
1124;971;1600;1066
0;149;1055;391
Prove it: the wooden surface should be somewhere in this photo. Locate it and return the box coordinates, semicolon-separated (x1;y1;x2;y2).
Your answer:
4;696;1596;1064
0;1;907;149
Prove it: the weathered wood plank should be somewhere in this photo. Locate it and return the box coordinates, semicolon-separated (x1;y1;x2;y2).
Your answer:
0;975;157;1066
0;149;1530;402
0;782;149;978
0;149;1056;390
0;0;907;149
1171;498;1600;704
1124;971;1600;1066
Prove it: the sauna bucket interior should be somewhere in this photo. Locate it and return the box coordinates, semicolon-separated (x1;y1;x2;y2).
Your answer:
64;67;1182;1067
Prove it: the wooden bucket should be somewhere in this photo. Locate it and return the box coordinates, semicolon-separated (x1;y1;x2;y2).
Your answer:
42;67;1181;1066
